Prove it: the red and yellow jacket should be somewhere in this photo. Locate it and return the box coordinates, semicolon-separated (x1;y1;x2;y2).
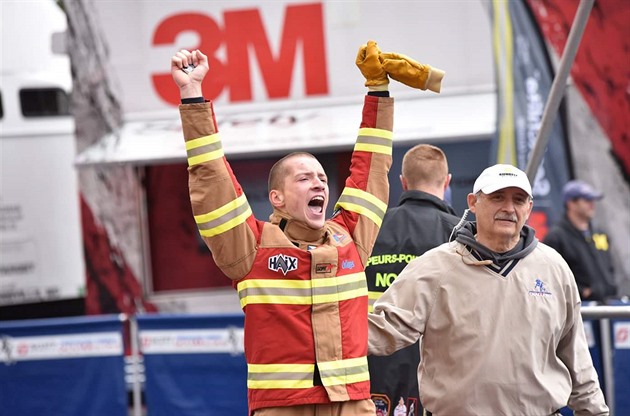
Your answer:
179;95;393;412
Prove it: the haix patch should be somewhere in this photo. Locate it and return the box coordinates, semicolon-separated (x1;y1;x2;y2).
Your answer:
268;254;298;275
315;263;333;273
528;278;552;297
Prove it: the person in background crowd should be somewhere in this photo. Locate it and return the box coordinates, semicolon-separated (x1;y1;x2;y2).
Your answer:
368;164;608;415
544;180;617;302
365;144;460;416
171;41;443;415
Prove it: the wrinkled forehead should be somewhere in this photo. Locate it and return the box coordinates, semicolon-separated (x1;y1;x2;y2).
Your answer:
285;155;325;176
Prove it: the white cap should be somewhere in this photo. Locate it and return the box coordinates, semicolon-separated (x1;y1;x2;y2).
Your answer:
473;164;532;197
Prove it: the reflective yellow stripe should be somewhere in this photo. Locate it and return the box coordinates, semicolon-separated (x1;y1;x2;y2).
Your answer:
340;188;387;213
247;358;368;389
238;278;311;290
368;291;383;300
313;287;367;304
358;128;393;140
321;371;370;386
318;356;366;371
368;291;383;313
247;363;315;389
195;194;251;238
198;206;252;237
248;363;314;373
248;379;314;389
240;295;312;308
238;273;367;308
188;149;224;166
319;357;370;386
335;187;387;227
335;202;382;227
354;142;392;156
355;128;393;155
185;133;221;150
186;134;224;166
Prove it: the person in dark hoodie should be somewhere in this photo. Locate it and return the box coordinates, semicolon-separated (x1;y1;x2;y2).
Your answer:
544;180;617;302
367;164;608;415
364;144;460;416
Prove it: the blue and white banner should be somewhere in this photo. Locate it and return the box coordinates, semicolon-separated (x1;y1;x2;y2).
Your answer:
0;315;127;416
489;0;572;236
138;314;247;416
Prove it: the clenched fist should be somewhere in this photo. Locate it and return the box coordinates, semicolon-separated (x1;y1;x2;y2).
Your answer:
171;49;209;99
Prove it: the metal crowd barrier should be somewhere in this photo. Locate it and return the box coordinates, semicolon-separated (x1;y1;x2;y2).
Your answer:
121;306;630;416
581;305;630;416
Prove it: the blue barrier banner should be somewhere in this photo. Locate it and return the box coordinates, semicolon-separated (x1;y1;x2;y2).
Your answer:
0;315;127;416
138;313;247;416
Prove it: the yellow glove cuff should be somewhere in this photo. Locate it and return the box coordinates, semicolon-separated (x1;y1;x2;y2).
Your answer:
425;67;445;93
368;84;389;92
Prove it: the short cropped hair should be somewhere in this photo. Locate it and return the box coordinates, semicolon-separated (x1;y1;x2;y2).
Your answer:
401;144;449;189
268;152;318;193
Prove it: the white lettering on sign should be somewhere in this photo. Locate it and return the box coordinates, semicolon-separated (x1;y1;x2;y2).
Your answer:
140;328;244;354
0;332;122;363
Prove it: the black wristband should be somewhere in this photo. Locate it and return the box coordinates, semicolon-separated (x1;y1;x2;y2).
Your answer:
367;91;390;97
181;97;205;104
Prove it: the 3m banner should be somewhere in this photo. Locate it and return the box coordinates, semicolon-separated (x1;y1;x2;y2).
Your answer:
138;314;247;416
489;0;572;237
0;315;127;416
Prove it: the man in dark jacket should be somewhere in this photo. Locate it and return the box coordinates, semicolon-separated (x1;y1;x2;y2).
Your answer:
365;144;461;416
544;180;617;302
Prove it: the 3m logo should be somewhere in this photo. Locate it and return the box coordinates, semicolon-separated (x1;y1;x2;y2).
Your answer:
152;3;328;104
268;254;298;275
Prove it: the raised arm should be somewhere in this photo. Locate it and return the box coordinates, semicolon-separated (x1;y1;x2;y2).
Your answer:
333;41;444;266
172;49;259;280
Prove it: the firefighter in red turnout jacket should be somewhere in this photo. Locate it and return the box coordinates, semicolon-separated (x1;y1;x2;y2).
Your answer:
171;43;443;415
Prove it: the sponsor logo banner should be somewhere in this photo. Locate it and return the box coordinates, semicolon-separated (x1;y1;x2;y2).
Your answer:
140;328;245;354
0;332;122;362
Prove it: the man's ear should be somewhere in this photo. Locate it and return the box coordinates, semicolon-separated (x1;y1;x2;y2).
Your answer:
525;199;534;220
444;173;452;191
466;193;478;213
269;190;284;208
400;175;408;191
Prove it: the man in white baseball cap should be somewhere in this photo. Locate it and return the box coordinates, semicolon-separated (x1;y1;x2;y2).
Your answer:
368;163;608;415
472;163;533;198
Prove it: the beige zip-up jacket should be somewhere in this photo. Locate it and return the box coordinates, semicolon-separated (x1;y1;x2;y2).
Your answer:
368;239;608;416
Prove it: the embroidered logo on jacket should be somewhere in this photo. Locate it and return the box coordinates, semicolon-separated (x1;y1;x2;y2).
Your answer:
268;254;298;275
332;233;346;244
316;263;333;273
528;279;552;297
341;260;355;270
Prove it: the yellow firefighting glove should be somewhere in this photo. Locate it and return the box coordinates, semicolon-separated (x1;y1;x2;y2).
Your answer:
355;40;389;91
380;52;445;93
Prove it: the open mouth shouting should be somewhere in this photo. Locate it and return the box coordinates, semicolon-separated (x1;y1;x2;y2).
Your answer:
308;195;325;215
